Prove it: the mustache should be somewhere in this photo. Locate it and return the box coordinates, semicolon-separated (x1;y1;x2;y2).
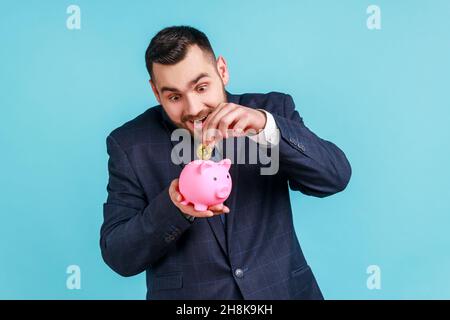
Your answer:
182;110;211;123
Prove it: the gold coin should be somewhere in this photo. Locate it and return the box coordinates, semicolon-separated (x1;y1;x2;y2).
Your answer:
196;144;212;160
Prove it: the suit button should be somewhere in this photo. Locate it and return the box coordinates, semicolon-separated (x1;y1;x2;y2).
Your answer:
165;234;175;243
234;268;244;278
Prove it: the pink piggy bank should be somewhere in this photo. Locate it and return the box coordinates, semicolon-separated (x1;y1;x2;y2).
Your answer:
179;159;232;211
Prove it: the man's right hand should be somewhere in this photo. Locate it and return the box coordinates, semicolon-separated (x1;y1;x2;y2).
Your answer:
169;179;230;218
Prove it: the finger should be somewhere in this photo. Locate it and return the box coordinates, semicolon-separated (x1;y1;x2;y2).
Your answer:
218;109;244;139
173;182;183;202
208;204;230;214
211;206;230;216
231;117;250;137
187;209;215;218
244;127;259;136
203;210;215;217
203;127;222;146
171;191;183;204
203;103;235;143
168;179;179;199
206;139;216;149
208;203;224;212
176;201;215;218
171;178;179;189
206;107;237;143
193;119;204;141
204;103;235;134
203;102;227;128
201;102;226;141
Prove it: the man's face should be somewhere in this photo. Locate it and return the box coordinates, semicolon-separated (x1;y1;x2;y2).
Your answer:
150;45;229;136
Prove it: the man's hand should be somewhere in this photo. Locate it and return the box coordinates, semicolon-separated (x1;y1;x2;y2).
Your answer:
201;102;267;145
169;179;230;218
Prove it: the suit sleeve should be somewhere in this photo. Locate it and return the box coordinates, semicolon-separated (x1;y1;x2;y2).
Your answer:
100;134;193;277
272;94;352;197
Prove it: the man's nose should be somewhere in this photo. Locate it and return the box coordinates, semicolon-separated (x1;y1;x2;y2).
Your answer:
185;95;203;117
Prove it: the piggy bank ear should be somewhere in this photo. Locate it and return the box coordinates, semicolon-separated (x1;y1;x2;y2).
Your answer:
199;161;214;174
218;159;231;171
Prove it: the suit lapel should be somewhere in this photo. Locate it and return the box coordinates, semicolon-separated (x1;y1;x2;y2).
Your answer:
222;91;241;257
224;138;241;257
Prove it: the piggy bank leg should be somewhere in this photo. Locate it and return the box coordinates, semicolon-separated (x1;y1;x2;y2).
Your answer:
194;203;208;211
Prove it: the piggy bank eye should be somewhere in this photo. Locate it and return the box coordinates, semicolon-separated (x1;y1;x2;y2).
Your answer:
213;177;217;181
227;175;230;179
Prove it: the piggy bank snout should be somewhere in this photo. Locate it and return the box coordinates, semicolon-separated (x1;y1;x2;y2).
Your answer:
216;185;231;199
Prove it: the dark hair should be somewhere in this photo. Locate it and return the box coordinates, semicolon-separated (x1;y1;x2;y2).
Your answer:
145;26;216;79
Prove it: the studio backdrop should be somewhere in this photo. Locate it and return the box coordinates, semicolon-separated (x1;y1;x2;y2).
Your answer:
1;0;450;299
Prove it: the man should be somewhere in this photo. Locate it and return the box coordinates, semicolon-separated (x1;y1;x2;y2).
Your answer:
100;26;352;299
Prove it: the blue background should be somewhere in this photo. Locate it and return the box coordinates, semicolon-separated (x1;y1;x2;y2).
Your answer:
1;0;449;299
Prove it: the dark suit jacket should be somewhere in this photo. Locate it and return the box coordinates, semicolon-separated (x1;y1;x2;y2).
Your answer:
100;91;352;299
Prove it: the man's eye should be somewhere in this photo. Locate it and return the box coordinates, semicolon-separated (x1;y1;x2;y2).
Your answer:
169;95;180;102
197;85;208;93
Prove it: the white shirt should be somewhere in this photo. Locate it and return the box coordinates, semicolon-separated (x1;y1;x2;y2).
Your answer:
247;109;280;146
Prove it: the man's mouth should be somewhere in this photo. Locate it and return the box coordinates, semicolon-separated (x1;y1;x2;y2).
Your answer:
189;115;208;128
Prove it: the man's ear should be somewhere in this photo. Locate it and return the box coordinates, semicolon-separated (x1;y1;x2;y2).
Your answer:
216;56;229;86
150;79;161;104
